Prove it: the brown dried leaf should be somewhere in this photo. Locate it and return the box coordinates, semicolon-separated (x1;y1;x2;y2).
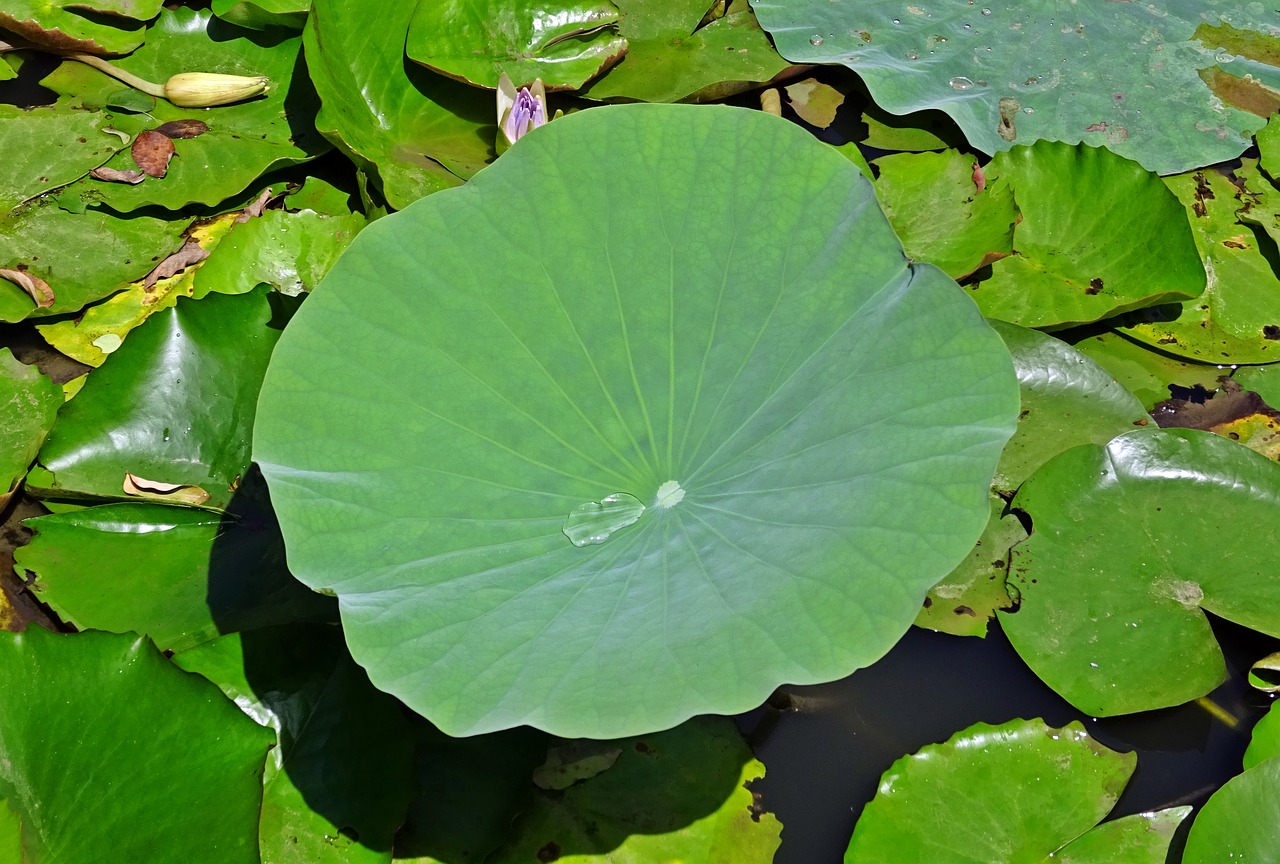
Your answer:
154;120;210;140
89;166;146;185
236;188;275;223
131;130;175;178
143;240;209;289
123;473;211;506
0;268;54;308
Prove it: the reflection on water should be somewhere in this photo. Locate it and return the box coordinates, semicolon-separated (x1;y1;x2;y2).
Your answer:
737;617;1277;864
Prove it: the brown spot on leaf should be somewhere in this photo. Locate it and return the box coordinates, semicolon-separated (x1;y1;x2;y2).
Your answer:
1223;235;1251;249
90;166;146;185
1264;325;1280;340
1133;418;1148;426
1198;66;1280;118
1086;277;1104;295
997;97;1019;141
154;119;210;139
971;161;986;194
536;841;561;862
0;268;54;308
1086;122;1107;132
132;130;175;178
954;605;977;617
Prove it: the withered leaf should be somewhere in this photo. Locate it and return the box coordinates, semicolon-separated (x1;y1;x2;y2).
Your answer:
154;120;210;140
143;239;209;289
89;166;147;185
131;130;175;178
0;268;54;308
123;473;211;506
235;187;275;223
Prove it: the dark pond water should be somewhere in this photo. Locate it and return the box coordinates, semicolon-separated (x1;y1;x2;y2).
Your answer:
738;617;1277;863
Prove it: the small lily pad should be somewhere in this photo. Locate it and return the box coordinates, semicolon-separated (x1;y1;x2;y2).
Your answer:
0;349;61;506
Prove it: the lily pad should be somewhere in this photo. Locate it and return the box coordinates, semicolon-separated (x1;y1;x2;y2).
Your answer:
845;717;1184;863
965;142;1205;330
0;349;60;505
1235;363;1280;407
1260;115;1280;178
174;624;415;863
254;103;1019;737
32;287;282;510
0;0;161;54
858;104;958;152
43;8;329;212
0;627;272;863
1244;703;1280;769
405;0;627;90
1050;809;1192;864
304;0;494;208
16;494;336;652
1070;331;1227;411
488;717;779;863
1119;167;1280;363
999;428;1280;716
749;0;1279;174
211;0;308;31
1181;754;1280;863
0;196;188;323
0;102;123;216
872;148;1015;280
579;0;790;104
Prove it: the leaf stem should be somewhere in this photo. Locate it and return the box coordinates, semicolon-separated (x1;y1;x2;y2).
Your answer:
64;52;165;98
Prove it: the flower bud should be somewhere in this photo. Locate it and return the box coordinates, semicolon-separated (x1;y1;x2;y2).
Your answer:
162;72;269;108
497;72;548;146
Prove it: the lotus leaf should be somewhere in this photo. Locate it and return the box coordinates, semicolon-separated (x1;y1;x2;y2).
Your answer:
965;142;1204;330
174;624;415;863
749;0;1279;174
1120;167;1280;363
844;717;1184;863
0;0;161;54
0;627;272;863
254;103;1019;738
405;0;627;90
579;0;790;104
32;287;282;510
304;0;493;209
1000;428;1280;716
16;495;335;652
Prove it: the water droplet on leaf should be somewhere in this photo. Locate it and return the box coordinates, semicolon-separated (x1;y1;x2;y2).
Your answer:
949;76;976;90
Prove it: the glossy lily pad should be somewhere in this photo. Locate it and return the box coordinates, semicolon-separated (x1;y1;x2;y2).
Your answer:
0;627;272;862
1000;428;1280;716
872;148;1015;281
16;494;336;652
750;0;1279;174
1070;331;1227;411
1120;167;1280;363
965;142;1205;330
32;287;282;510
43;8;328;212
1243;703;1280;769
579;0;789;103
254;104;1019;737
211;0;308;30
304;0;493;208
174;624;415;863
1181;753;1280;862
0;349;60;507
0;101;123;216
487;717;780;863
1235;364;1280;407
845;717;1184;863
405;0;627;90
0;0;161;54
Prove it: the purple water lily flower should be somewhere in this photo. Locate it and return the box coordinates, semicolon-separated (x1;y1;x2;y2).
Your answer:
497;72;548;146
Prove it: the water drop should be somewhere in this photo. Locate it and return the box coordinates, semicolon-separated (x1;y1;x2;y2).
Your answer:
949;76;976;90
963;23;972;29
981;7;991;14
906;51;919;60
1215;51;1234;62
563;492;645;547
809;34;824;45
892;18;901;24
1023;107;1035;114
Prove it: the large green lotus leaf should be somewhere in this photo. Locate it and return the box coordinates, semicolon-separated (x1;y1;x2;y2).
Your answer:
194;208;366;296
999;428;1280;716
1244;703;1280;769
175;624;415;864
15;497;336;652
917;322;1145;636
0;627;272;863
487;716;779;863
392;725;548;864
0;349;60;503
254;104;1020;737
32;287;281;510
844;717;1157;863
42;8;328;213
0;102;123;216
1119;168;1280;363
1070;331;1227;411
873;148;1015;281
749;0;1277;174
405;0;627;90
212;0;308;31
579;0;789;104
965;142;1205;330
304;0;493;209
1181;755;1280;863
0;0;161;54
0;197;188;323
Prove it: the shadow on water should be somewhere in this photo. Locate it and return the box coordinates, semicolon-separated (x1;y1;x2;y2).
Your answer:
738;618;1277;864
